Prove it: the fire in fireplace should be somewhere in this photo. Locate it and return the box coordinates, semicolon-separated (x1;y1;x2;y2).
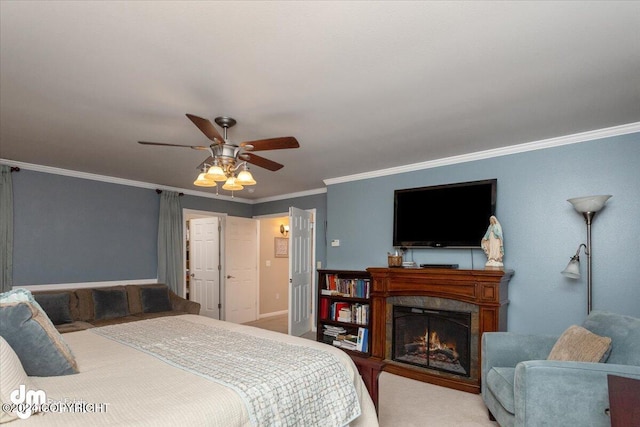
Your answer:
392;306;471;377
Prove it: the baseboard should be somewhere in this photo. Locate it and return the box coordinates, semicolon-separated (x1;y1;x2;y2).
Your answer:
259;310;288;319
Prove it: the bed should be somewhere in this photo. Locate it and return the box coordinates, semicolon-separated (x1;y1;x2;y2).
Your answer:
2;312;378;426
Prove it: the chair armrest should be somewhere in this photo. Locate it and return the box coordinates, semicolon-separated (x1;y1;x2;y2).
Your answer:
481;332;557;396
482;332;557;371
515;361;640;427
169;291;201;314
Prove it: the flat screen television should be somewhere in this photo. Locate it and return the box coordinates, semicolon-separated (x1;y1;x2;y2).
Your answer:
393;179;497;248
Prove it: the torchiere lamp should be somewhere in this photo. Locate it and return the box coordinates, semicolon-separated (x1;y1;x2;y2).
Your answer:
561;195;612;314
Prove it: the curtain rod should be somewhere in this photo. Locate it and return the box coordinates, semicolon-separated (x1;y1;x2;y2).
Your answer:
155;189;184;196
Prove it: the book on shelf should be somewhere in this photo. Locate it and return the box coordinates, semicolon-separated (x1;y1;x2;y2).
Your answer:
331;302;350;321
325;274;337;291
322;325;346;337
337;307;352;323
356;327;368;352
332;333;358;350
320;298;330;320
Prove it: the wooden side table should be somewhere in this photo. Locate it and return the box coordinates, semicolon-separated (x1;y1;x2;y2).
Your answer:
607;374;640;427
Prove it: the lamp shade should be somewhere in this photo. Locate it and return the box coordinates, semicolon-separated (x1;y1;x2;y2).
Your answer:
193;172;216;187
561;258;581;279
222;177;244;191
236;169;256;185
567;195;612;213
206;165;228;182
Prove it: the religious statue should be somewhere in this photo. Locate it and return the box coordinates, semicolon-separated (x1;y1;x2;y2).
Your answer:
481;215;504;267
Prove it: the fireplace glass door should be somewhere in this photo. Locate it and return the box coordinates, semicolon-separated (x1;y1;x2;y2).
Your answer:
392;306;471;377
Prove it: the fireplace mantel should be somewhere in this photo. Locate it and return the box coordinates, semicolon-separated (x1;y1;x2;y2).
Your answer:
367;267;514;393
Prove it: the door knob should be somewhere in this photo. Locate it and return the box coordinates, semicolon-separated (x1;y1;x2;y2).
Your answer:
190;273;195;277
226;275;235;279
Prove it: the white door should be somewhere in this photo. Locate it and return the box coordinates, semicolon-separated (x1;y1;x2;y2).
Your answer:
288;207;313;336
189;217;220;319
224;216;258;324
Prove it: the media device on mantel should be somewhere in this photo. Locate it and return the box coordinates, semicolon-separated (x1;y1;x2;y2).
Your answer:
393;179;497;248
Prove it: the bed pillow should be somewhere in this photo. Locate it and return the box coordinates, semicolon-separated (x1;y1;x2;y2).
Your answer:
0;336;40;422
140;286;172;313
0;289;78;377
547;325;612;362
92;287;129;320
33;292;73;325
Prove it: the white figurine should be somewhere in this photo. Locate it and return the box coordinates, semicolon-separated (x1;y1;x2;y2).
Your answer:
481;215;504;267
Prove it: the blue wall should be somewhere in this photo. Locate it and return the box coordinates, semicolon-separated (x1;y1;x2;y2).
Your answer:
11;171;255;285
325;133;640;335
12;171;160;285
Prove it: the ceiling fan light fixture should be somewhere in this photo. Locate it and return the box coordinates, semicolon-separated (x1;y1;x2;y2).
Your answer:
206;164;227;182
236;168;256;186
222;176;244;191
139;114;299;194
193;172;217;187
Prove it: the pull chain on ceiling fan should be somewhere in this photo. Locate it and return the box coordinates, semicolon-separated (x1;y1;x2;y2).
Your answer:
138;114;299;195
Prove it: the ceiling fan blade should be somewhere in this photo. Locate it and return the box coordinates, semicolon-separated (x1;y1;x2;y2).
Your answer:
243;153;284;171
240;137;299;151
186;114;225;144
138;141;209;151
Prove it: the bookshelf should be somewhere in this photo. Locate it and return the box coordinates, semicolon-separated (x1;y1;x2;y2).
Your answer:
316;269;372;356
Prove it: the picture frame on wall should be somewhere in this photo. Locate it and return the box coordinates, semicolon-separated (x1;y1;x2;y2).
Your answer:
274;237;289;258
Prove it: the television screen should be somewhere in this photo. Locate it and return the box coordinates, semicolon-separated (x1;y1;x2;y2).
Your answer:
393;179;497;248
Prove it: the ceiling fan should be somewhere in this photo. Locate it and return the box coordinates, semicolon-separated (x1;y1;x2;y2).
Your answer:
139;114;299;192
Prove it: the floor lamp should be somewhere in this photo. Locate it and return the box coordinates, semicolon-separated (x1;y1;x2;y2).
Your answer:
561;195;612;315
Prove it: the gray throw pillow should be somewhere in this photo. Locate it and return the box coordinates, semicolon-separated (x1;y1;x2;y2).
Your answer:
140;286;172;313
92;288;129;320
34;293;73;325
0;289;78;376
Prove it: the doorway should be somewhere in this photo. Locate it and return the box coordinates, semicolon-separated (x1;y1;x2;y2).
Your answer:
255;208;316;337
183;209;259;323
183;208;316;333
183;209;226;319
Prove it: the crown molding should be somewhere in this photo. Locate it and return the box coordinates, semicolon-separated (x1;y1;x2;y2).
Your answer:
0;159;255;204
4;121;638;201
323;121;640;186
0;158;327;204
253;187;327;204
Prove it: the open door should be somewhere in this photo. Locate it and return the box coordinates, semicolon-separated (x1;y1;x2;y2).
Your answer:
288;207;313;336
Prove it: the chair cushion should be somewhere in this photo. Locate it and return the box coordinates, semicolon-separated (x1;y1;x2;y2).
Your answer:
0;289;78;376
92;287;129;320
547;325;611;362
582;310;640;365
33;292;73;325
486;367;516;414
140;286;172;313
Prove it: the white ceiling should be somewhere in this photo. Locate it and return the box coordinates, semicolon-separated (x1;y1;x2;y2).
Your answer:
1;1;639;201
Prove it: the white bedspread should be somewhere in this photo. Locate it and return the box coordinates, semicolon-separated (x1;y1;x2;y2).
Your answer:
90;317;360;426
21;315;378;427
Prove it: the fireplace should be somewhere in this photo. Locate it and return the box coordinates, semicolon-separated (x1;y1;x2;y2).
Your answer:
392;306;471;377
367;267;513;394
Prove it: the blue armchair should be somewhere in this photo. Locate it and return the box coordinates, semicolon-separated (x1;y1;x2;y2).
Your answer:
481;310;640;427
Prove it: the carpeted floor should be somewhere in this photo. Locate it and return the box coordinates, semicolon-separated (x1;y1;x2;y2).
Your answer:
244;313;497;426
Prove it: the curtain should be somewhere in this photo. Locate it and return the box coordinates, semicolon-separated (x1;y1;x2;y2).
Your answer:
157;191;183;294
0;165;14;292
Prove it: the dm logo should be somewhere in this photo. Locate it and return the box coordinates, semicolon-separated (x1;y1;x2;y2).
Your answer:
10;384;46;419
